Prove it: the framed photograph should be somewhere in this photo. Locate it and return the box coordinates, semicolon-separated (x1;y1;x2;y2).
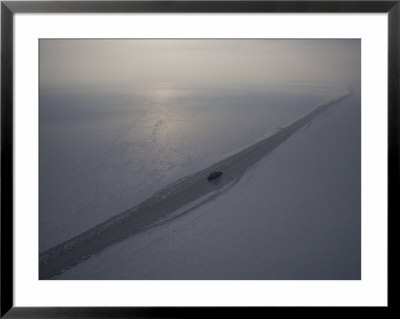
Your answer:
1;0;396;317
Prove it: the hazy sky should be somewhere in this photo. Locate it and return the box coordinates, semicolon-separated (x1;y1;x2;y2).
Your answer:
40;39;360;91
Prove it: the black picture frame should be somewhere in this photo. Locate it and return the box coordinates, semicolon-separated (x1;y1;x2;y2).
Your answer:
1;1;397;317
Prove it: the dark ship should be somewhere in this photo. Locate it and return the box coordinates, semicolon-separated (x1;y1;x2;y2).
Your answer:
207;171;223;181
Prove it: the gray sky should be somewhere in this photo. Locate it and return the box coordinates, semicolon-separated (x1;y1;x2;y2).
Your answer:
40;39;360;91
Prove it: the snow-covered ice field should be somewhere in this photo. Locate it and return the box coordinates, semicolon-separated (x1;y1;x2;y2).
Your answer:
47;90;360;280
40;85;341;251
